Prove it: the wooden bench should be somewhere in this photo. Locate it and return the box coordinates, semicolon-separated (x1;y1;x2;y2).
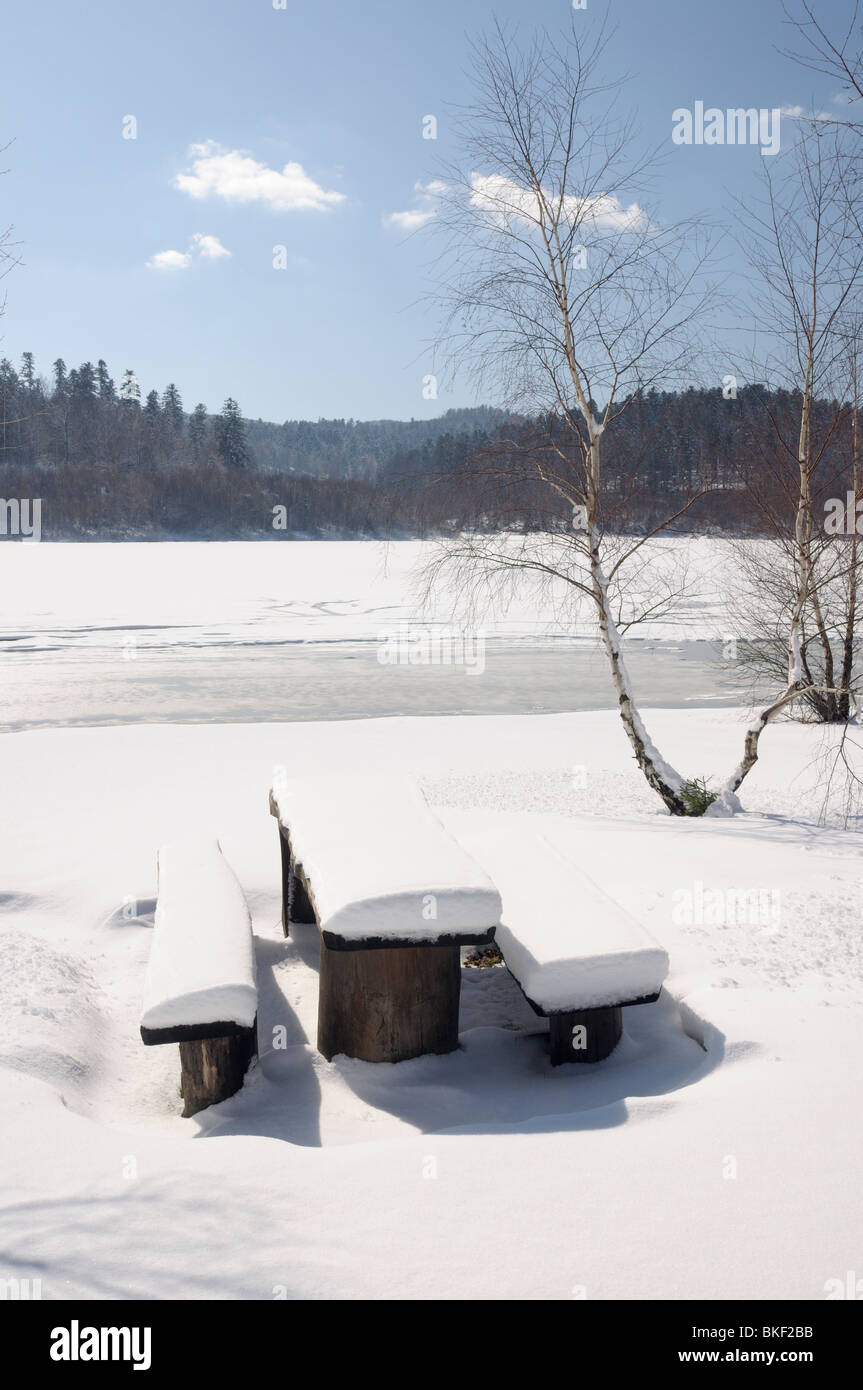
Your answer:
456;825;669;1064
140;838;258;1116
269;774;501;1064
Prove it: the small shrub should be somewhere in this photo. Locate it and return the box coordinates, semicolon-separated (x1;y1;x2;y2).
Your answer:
463;945;504;968
679;776;717;816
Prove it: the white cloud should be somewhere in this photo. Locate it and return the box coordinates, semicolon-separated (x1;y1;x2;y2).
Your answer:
384;208;437;231
469;173;646;232
146;248;192;271
192;232;231;259
383;179;447;232
146;232;232;270
780;103;834;122
415;178;449;197
174;140;345;212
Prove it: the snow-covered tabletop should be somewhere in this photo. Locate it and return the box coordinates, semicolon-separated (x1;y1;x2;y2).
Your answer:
270;773;502;947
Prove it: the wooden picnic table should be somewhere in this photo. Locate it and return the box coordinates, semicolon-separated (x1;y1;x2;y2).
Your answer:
269;775;500;1064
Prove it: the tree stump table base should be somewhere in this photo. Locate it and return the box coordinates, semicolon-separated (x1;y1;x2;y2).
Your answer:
317;939;462;1063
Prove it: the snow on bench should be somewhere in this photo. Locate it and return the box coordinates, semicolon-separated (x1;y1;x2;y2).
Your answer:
269;774;502;1062
457;825;669;1065
140;838;257;1115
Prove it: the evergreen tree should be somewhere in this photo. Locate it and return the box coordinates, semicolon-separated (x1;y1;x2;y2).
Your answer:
0;359;19;451
20;351;36;392
73;361;97;400
119;369;141;407
216;397;248;469
141;389;164;469
162;383;184;432
52;358;67;397
189;403;208;455
96;359;116;403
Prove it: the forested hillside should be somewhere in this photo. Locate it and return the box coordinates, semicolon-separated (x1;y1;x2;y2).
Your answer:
0;352;854;538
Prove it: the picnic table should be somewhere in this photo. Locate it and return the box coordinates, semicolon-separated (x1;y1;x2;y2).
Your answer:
270;773;669;1066
269;773;501;1063
139;777;672;1118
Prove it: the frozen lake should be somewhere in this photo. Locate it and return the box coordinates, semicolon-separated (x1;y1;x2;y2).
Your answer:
0;637;759;731
0;539;763;730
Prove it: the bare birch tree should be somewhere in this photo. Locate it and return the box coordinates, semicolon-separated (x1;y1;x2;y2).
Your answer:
0;145;21;331
714;121;863;805
781;2;863;127
0;145;25;456
726;323;863;724
424;21;717;814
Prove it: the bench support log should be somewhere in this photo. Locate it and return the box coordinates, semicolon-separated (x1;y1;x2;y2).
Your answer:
548;1005;622;1066
178;1025;257;1117
278;828;316;936
318;940;461;1063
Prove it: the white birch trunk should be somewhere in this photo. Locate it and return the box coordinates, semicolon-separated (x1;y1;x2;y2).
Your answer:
583;433;687;814
714;349;815;808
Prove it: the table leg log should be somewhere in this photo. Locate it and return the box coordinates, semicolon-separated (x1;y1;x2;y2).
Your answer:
179;1026;257;1116
278;828;292;937
278;828;316;936
548;1005;622;1065
318;941;461;1063
290;865;316;926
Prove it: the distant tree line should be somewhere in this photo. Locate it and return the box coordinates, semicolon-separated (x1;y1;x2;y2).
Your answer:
0;354;252;474
0;351;855;538
380;385;858;539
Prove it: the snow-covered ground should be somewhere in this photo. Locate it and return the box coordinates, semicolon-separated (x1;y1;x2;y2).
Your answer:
1;707;861;1300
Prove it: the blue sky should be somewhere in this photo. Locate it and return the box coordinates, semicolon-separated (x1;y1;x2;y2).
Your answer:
0;0;844;422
